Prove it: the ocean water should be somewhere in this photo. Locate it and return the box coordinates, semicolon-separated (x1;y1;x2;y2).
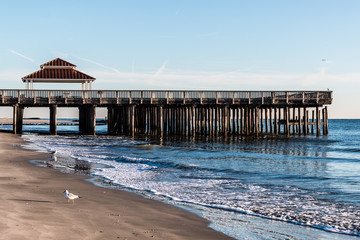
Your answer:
6;119;360;239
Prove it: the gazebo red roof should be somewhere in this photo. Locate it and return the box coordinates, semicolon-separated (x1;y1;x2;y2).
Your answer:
40;58;76;68
22;58;95;83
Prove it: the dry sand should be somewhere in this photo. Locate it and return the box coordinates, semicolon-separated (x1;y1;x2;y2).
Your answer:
0;133;233;240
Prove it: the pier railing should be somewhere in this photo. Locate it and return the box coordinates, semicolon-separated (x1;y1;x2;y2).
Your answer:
0;90;332;106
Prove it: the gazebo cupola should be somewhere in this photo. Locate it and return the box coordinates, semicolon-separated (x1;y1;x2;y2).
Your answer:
22;58;96;90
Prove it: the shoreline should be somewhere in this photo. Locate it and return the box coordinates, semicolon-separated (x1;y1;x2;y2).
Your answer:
0;132;233;240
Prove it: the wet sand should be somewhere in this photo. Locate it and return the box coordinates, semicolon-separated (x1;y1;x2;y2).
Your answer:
0;132;233;240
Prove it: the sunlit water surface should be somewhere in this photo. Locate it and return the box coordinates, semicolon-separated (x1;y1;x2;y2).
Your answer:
3;119;359;240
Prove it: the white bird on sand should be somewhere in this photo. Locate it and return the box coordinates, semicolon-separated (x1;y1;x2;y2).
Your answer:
63;190;80;203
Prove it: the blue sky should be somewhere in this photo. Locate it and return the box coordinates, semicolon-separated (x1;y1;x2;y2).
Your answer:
1;0;360;118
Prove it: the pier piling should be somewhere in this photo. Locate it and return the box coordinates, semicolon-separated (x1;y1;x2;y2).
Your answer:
79;105;96;135
13;104;24;134
3;90;331;136
50;105;57;135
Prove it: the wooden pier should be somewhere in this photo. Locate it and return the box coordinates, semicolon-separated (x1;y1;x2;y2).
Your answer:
0;89;332;136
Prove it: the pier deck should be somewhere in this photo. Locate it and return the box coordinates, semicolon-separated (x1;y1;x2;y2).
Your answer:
0;90;331;106
0;89;332;136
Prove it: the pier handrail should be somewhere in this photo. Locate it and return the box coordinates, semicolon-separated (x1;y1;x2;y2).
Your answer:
0;89;332;106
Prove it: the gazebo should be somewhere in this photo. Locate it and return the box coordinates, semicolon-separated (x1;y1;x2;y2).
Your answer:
22;58;96;90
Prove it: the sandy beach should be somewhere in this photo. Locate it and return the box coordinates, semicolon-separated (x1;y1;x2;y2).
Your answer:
0;132;233;240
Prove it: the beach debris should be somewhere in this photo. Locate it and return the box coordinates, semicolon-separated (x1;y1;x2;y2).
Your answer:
74;160;91;172
63;189;80;203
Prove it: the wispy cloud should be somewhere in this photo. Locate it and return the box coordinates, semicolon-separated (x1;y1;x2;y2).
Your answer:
154;60;168;77
9;50;37;64
74;55;121;73
52;51;70;59
90;67;360;91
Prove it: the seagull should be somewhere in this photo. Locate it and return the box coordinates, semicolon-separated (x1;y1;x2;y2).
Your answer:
63;190;80;203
